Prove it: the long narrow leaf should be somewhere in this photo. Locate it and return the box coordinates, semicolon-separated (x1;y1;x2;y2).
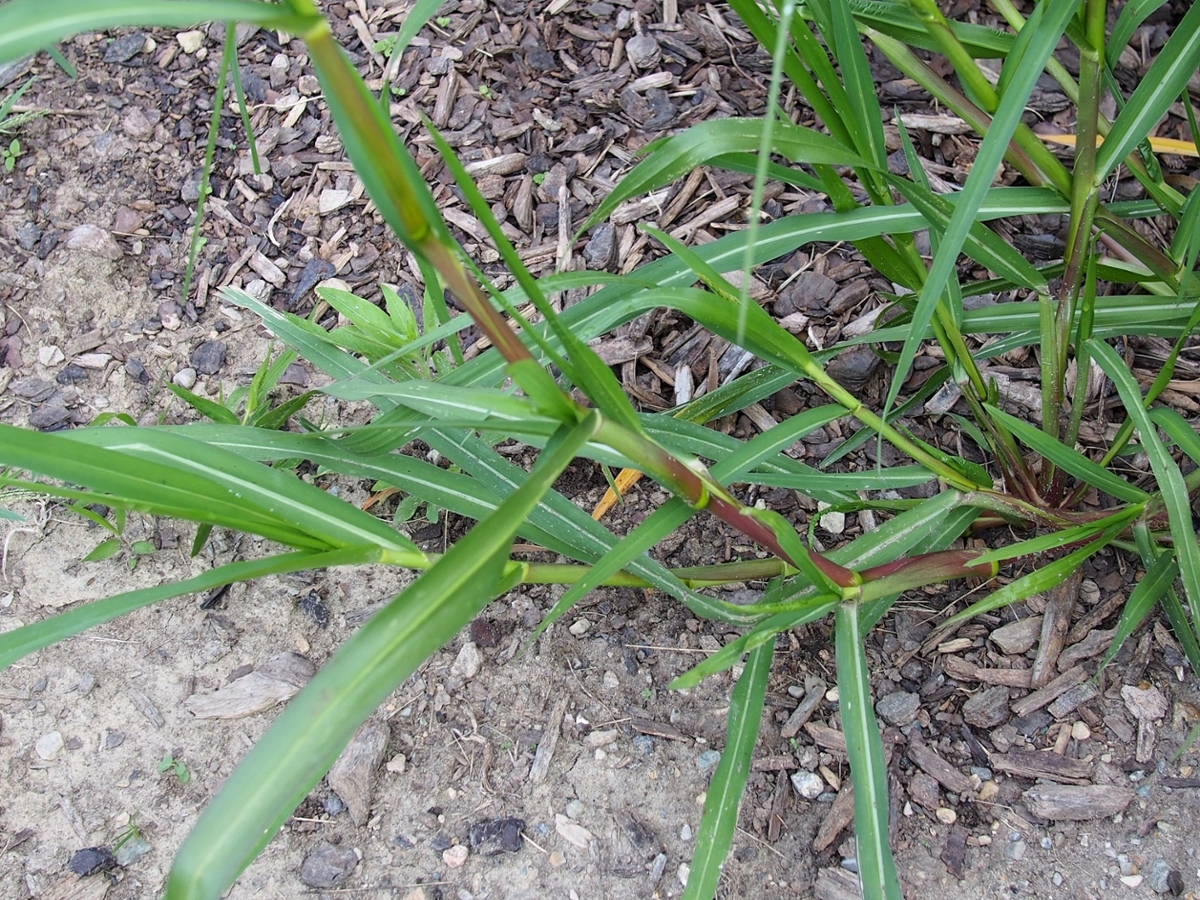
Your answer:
166;415;600;900
0;548;379;669
683;642;773;900
1080;357;1200;620
836;601;902;899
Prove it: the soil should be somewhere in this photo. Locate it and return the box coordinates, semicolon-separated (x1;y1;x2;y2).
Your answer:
1;2;1200;900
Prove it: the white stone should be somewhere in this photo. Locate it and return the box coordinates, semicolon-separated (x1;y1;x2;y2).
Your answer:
173;367;197;390
319;189;353;214
38;345;64;367
568;618;591;637
176;30;205;54
35;731;64;761
450;642;482;680
74;353;112;369
790;770;824;799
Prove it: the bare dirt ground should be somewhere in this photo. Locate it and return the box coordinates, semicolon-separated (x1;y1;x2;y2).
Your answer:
2;2;1200;899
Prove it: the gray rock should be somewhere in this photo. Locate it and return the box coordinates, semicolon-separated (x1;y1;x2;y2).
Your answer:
468;817;524;856
1005;837;1026;861
299;843;358;889
583;223;616;270
791;770;824;799
696;749;721;773
625;33;661;68
190;340;226;375
826;347;880;392
327;721;389;826
29;397;70;430
642;88;676;129
775;272;836;316
875;690;920;726
1146;859;1174;893
181;169;204;202
908;772;940;809
65;224;122;261
16;221;39;251
103;33;147;64
122;106;161;141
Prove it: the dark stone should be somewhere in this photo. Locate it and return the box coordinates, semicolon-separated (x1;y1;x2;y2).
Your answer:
56;364;90;385
323;794;345;816
287;257;336;309
29;398;70;430
279;363;309;387
298;843;358;889
125;357;150;385
37;229;58;260
69;846;116;876
774;272;836;316
526;48;556;72
190;340;226;375
468;817;526;856
642;89;677;129
241;71;267;103
875;690;919;727
430;832;453;852
103;730;125;750
825;347;880;392
15;221;39;251
583;222;616;270
103;33;147;64
298;590;329;629
469;617;500;648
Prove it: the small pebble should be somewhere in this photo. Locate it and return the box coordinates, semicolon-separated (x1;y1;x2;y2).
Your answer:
35;731;64;761
1146;858;1173;893
1041;836;1053;850
1005;838;1026;862
38;346;64;367
565;799;586;819
841;857;859;873
549;850;565;867
568;618;591;636
114;835;151;866
173;367;198;389
1121;875;1144;888
1052;872;1064;887
680;823;692;841
176;30;205;53
935;807;957;825
299;843;358;888
875;690;920;727
450;642;482;680
696;749;721;773
1071;721;1091;741
443;845;468;868
677;862;690;887
790;770;824;800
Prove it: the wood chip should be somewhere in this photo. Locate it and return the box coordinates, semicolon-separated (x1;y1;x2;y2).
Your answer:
1021;784;1134;820
990;616;1043;655
805;721;846;755
1058;628;1117;671
464;152;527;176
590;336;651;366
184;653;314;719
630;716;690;741
1031;569;1079;687
1009;665;1087;717
907;738;971;794
813;780;855;852
962;685;1012;728
529;696;569;784
992;749;1092;785
781;676;826;739
942;655;1033;688
1046;681;1100;719
327;721;389;826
